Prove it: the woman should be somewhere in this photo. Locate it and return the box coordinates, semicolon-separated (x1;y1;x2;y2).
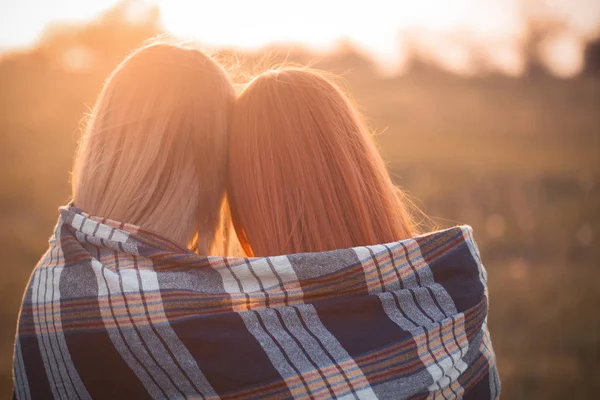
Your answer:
13;42;235;399
226;68;501;398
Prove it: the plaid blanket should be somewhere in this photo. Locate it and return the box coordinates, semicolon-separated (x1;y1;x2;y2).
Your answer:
13;205;500;400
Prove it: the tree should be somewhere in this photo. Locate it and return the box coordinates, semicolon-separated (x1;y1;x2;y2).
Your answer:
583;35;600;76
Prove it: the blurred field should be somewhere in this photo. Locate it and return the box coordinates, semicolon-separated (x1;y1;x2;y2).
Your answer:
0;5;599;400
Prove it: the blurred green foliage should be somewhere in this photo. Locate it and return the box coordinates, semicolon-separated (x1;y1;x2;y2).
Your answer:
0;2;598;399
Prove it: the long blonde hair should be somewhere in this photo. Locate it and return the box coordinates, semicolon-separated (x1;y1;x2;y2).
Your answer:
72;42;235;253
228;68;416;257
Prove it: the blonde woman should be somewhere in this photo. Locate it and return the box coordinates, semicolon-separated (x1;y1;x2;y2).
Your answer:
13;42;235;399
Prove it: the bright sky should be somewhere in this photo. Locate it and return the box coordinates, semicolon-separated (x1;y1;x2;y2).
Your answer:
1;0;599;76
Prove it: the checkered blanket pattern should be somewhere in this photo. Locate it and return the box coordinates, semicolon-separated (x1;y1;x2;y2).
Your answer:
13;205;500;399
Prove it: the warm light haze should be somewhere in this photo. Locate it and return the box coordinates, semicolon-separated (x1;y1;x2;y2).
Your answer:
1;0;599;76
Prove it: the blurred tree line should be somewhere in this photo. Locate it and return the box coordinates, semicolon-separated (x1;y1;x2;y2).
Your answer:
0;1;598;399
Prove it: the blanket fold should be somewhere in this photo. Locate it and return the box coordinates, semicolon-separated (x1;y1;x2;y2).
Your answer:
13;205;500;399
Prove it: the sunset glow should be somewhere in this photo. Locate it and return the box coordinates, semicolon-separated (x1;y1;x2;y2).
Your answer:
1;0;599;76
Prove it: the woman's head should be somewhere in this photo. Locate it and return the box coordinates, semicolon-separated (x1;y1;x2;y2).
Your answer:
72;42;235;252
228;68;416;257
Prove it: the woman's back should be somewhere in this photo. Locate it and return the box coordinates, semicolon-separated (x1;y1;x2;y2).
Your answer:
12;41;237;399
224;68;500;399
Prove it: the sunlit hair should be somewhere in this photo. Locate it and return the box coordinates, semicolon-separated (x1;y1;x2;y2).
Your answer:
228;68;417;257
72;42;235;253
